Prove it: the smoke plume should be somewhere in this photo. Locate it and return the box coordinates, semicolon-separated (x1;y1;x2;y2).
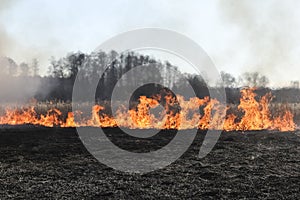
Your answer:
0;1;42;103
218;0;300;83
0;0;16;57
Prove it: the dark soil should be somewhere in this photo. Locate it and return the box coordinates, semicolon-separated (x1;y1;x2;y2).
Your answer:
0;126;299;199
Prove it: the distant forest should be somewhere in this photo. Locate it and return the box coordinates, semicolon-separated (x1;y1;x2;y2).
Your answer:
0;51;300;103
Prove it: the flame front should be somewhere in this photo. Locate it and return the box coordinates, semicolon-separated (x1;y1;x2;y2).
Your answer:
0;88;296;131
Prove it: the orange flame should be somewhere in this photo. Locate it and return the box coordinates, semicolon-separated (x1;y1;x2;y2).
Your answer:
0;88;296;131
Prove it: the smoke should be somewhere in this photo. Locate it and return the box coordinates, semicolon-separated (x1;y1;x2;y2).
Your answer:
0;0;16;57
218;0;300;83
0;1;42;103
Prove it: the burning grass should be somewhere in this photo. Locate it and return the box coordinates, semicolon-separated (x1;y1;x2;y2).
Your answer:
0;88;296;131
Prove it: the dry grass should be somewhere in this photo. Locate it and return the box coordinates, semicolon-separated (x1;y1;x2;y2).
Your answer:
1;101;300;126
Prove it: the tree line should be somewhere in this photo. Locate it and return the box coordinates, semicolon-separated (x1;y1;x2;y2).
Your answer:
0;51;299;103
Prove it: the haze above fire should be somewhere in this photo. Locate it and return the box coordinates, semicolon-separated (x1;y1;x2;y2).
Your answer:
1;0;300;86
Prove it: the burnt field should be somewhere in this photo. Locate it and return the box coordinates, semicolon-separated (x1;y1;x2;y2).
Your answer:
0;127;299;199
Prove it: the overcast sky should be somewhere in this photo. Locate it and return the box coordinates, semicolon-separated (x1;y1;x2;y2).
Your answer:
1;0;300;86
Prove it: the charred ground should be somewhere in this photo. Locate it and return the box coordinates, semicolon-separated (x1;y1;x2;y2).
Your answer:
0;127;299;199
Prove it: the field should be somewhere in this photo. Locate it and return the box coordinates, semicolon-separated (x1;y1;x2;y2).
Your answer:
0;127;299;199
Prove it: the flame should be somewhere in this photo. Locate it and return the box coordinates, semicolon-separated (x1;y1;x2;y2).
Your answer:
0;88;296;131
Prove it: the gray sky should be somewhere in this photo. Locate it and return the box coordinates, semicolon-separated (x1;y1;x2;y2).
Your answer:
1;0;300;86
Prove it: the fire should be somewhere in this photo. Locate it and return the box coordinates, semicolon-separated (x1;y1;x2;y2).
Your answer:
0;88;296;131
222;88;295;131
0;107;63;127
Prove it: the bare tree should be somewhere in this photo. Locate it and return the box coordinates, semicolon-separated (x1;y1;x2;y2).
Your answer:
19;62;29;76
31;58;39;77
239;72;269;87
7;57;18;76
220;71;236;88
